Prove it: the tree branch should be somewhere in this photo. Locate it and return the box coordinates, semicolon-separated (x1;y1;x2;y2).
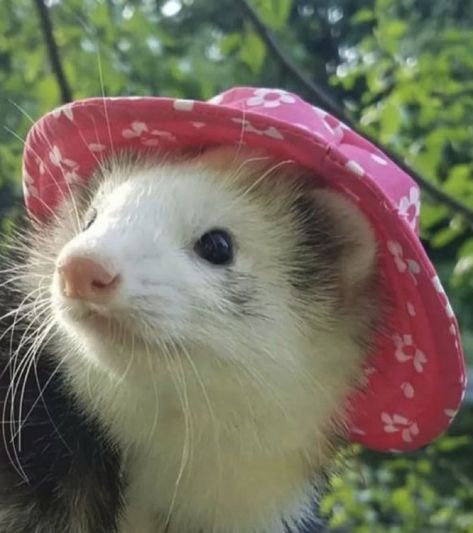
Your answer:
237;0;346;120
33;0;73;104
236;0;473;227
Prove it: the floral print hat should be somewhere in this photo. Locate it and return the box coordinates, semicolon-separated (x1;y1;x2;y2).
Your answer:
22;86;467;452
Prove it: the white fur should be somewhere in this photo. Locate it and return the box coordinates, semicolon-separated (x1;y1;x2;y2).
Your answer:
47;149;376;533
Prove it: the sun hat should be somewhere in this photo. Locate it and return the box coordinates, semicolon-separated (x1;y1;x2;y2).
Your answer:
21;86;467;452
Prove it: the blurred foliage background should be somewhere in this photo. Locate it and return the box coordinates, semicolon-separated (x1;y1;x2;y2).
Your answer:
1;0;472;531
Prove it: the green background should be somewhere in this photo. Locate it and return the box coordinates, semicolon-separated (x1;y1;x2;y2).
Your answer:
1;0;472;531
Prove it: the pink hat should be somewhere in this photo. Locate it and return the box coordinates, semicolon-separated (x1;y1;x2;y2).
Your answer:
22;87;467;452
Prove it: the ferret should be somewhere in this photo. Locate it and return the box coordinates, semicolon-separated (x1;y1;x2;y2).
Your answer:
0;146;378;532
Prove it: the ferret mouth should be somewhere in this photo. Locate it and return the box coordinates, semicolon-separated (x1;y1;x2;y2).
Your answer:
62;302;137;340
56;295;166;351
82;309;119;329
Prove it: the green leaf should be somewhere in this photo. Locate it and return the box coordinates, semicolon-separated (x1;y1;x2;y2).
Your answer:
239;29;266;73
352;8;375;24
36;76;60;109
253;0;292;30
219;32;242;55
379;99;402;142
431;225;463;248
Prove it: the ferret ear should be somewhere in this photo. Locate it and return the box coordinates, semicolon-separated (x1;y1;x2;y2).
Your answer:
196;146;271;172
310;189;377;289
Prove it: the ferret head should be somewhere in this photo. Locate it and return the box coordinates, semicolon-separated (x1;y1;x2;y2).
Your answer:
23;146;378;448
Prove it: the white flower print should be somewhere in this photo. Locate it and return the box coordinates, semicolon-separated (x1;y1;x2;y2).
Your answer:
122;121;147;138
359;365;376;387
406;302;416;316
371;153;388;165
444;408;459;420
406;259;421;280
52;102;74;121
48;145;81;184
88;143;107;153
345;160;365;177
311;106;327;118
22;170;39;198
208;94;224;105
387;241;405;271
332;124;345;140
108;96;145;101
294;123;311;131
381;412;420;443
351;426;366;436
246;88;296;108
400;382;415;399
173;99;195;111
398;186;421;230
432;275;455;318
387;240;421;285
311;105;343;139
393;334;427;373
231;118;284;140
34;156;46;176
122;121;176;146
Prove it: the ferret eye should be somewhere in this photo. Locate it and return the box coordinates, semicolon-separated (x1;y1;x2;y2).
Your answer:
83;208;97;231
194;229;234;266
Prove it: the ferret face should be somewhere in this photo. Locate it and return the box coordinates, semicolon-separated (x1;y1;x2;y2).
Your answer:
29;148;377;397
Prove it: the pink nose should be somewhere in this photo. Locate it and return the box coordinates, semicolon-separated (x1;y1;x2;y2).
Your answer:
58;256;120;303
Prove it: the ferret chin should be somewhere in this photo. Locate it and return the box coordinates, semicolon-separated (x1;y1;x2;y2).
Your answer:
2;147;379;533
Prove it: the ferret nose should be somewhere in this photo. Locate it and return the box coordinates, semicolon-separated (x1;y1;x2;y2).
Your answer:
58;256;120;303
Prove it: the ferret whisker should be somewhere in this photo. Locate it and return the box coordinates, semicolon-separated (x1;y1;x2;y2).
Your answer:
164;336;196;472
33;127;83;235
5;244;54;266
230;356;292;423
31;340;71;454
13;328;64;448
23;121;81;233
179;342;223;491
84;349;95;405
243;161;294;201
1;307;52;484
8;286;48;363
0;297;49;331
7;292;51;376
0;264;30;276
143;339;160;447
13;323;53;450
3;124;77;231
0;241;54;267
2;300;51;355
9;310;54;444
96;51;115;158
0;273;46;292
115;330;137;387
161;339;193;530
0;404;29;486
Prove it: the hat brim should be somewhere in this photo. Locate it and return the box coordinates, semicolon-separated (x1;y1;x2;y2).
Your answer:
22;93;466;451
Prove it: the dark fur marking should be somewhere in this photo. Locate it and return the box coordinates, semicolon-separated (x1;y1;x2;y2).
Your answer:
288;195;344;296
223;270;263;318
0;277;123;532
